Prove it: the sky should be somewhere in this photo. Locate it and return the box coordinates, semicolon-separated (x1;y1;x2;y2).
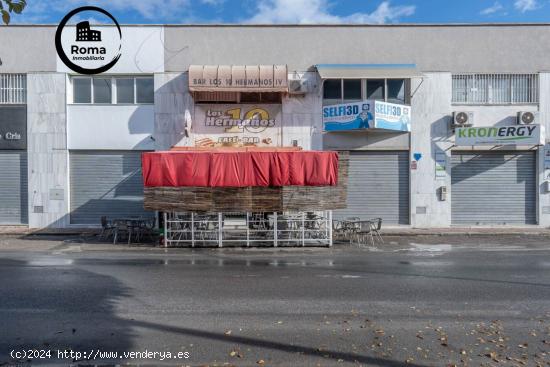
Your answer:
9;0;550;24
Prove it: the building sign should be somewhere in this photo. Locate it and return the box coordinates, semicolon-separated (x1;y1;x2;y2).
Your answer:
323;101;374;131
194;104;281;147
455;125;544;146
323;100;410;132
373;101;411;132
55;6;122;74
189;65;288;92
0;106;27;150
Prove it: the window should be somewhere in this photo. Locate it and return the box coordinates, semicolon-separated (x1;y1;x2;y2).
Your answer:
343;79;361;101
0;74;26;104
71;76;154;104
73;78;92;103
323;79;342;100
116;78;134;104
366;79;385;100
136;77;154;104
93;78;111;104
452;73;539;104
387;79;406;104
323;78;410;105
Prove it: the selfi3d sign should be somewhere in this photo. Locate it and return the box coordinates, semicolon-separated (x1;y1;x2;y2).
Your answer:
455;125;544;146
323;100;410;132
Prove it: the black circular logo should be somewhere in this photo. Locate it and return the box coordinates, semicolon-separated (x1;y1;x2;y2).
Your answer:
55;6;122;74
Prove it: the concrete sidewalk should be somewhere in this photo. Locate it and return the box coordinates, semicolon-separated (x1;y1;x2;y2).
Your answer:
2;225;550;236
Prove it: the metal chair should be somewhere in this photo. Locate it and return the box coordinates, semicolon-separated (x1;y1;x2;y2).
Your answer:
112;220;130;245
368;218;384;244
351;220;376;247
100;216;115;240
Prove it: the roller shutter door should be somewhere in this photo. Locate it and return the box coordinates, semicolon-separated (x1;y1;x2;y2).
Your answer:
451;151;536;225
334;151;410;225
70;151;153;224
0;152;28;224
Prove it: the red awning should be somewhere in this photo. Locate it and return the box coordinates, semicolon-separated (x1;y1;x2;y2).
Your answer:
142;150;338;187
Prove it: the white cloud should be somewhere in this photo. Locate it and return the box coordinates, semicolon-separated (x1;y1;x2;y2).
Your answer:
245;0;415;24
480;1;504;15
514;0;539;12
201;0;225;5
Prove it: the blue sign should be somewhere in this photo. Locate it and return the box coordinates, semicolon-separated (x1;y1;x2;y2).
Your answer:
322;101;374;132
373;101;411;132
323;100;411;132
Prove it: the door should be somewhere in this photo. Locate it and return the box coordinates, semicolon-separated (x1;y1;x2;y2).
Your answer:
451;151;536;225
334;151;410;225
0;151;28;224
70;150;153;224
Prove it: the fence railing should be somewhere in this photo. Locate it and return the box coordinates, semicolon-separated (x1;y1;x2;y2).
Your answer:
0;74;26;104
452;73;538;105
164;211;333;248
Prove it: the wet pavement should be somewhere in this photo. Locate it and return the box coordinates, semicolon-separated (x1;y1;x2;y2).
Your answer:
0;234;549;366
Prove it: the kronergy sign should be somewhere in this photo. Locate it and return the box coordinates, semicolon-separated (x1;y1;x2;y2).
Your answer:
455;125;544;146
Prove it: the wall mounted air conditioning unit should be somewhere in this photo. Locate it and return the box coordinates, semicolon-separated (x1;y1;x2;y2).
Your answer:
288;74;309;94
451;111;474;129
517;111;539;125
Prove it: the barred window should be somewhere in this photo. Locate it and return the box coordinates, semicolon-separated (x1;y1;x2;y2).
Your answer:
452;74;538;104
0;74;26;104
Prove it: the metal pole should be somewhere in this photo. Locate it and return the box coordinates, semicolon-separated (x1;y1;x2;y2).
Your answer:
273;212;278;247
218;212;223;248
328;210;333;247
191;212;195;248
302;212;305;247
163;212;168;248
246;212;250;247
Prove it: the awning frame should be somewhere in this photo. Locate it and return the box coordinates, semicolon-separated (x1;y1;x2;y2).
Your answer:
315;63;425;79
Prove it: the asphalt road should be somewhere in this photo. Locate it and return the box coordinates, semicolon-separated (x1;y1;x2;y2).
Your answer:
0;235;549;366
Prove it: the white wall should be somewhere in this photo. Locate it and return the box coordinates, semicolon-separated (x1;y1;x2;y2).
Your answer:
410;72;452;228
538;73;550;226
68;105;155;150
410;72;548;228
282;72;322;150
57;26;165;74
27;73;69;228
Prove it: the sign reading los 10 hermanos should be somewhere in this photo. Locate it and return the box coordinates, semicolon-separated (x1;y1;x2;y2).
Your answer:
193;104;282;148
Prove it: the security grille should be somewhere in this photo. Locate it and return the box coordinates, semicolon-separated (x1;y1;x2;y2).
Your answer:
452;73;538;104
0;74;26;104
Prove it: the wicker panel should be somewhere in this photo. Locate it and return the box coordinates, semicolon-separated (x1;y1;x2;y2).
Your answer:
144;152;349;212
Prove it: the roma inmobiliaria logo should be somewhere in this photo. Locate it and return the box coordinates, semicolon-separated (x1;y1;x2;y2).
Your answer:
55;6;122;74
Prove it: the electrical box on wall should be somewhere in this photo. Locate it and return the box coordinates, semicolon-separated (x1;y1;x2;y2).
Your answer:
438;186;447;201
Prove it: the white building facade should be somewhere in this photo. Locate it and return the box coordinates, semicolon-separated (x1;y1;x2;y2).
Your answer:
0;24;549;229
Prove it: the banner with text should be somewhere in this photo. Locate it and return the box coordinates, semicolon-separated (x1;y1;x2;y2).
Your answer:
323;100;410;132
455;125;544;146
194;104;282;147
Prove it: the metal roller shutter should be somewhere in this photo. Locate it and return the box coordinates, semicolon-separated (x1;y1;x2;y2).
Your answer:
334;151;410;225
451;151;536;225
0;152;28;224
70;151;153;224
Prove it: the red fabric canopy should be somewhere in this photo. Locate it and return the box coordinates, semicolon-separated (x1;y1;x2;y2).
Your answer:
142;150;338;187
